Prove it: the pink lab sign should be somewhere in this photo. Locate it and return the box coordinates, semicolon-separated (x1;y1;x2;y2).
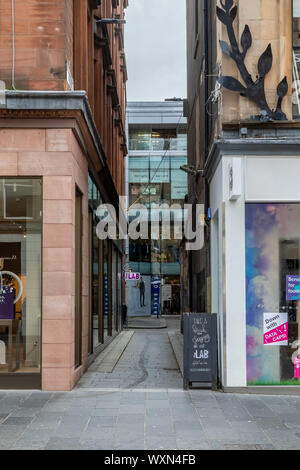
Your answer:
263;323;288;345
295;358;300;379
125;272;140;281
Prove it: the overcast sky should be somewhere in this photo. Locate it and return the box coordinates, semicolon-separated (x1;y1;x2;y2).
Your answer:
125;0;187;102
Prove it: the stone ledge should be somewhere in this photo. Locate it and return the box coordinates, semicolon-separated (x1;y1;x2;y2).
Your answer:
168;329;183;377
88;330;135;374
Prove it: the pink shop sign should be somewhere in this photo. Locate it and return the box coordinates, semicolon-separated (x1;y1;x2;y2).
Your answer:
263;313;288;346
125;272;140;281
295;358;300;379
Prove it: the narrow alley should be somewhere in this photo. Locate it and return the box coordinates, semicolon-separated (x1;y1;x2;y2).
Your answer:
1;318;300;450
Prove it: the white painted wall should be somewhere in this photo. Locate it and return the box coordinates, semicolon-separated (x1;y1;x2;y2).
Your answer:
210;161;226;385
210;156;247;388
245;156;300;201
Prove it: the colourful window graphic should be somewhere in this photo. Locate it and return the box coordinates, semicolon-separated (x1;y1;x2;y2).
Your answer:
246;204;300;385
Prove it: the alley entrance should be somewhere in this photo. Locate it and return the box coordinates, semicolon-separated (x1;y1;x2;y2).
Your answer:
78;316;182;390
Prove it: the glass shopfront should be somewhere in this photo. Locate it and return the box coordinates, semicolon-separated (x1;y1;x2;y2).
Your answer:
88;174;123;352
246;203;300;385
0;178;42;386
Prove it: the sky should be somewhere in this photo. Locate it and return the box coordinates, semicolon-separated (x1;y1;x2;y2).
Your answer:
125;0;187;102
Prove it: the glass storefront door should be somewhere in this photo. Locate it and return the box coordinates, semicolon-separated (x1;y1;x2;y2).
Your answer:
0;178;42;387
246;203;300;385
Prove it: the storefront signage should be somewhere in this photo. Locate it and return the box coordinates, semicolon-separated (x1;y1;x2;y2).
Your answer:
286;275;300;301
0;286;15;320
263;313;288;346
183;313;217;388
151;276;161;317
125;272;140;281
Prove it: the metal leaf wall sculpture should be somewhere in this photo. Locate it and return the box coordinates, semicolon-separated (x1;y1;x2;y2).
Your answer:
216;0;288;121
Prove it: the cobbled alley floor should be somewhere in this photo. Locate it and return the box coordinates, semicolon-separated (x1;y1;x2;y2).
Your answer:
1;317;300;450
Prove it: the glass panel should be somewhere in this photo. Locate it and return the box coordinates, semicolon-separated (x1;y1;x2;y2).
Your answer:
150;156;170;183
111;247;116;334
246;203;300;385
151;130;175;151
92;214;100;350
75;190;82;368
129;157;149;183
103;239;109;341
129;131;151;151
0;178;42;374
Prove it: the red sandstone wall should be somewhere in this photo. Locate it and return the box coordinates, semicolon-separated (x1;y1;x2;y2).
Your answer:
0;0;73;91
0;126;89;391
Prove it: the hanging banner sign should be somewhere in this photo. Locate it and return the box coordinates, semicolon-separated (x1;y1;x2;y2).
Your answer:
151;276;161;317
286;275;300;301
263;312;288;346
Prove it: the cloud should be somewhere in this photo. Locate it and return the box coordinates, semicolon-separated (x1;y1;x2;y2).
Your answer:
125;0;187;101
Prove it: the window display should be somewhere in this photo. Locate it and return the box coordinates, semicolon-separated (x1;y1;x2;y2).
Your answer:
246;203;300;385
0;178;42;375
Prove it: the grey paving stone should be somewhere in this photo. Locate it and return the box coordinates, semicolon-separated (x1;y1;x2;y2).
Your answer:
119;404;145;414
228;420;261;432
146;423;174;435
2;417;33;426
45;438;81;450
264;428;300;444
15;428;55;443
117;413;144;425
80;439;114;450
146;408;171;417
91;408;118;417
146;436;177;450
176;439;211;450
13;443;46;450
30;412;62;429
9;408;40;418
0;440;18;450
88;416;117;427
255;417;287;431
82;427;115;440
0;425;28;439
236;431;273;445
0;414;9;424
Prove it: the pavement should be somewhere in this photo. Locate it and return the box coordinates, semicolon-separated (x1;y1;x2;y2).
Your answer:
127;315;167;329
2;317;300;450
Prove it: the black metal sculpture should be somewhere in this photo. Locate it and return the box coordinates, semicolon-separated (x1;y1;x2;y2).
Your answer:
217;0;288;121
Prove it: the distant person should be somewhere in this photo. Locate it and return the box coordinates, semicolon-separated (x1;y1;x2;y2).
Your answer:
139;277;145;307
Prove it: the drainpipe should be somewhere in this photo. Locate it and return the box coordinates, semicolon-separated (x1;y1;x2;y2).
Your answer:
204;0;211;311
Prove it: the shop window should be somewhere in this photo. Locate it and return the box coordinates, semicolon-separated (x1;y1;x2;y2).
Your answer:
0;178;42;379
246;203;300;385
